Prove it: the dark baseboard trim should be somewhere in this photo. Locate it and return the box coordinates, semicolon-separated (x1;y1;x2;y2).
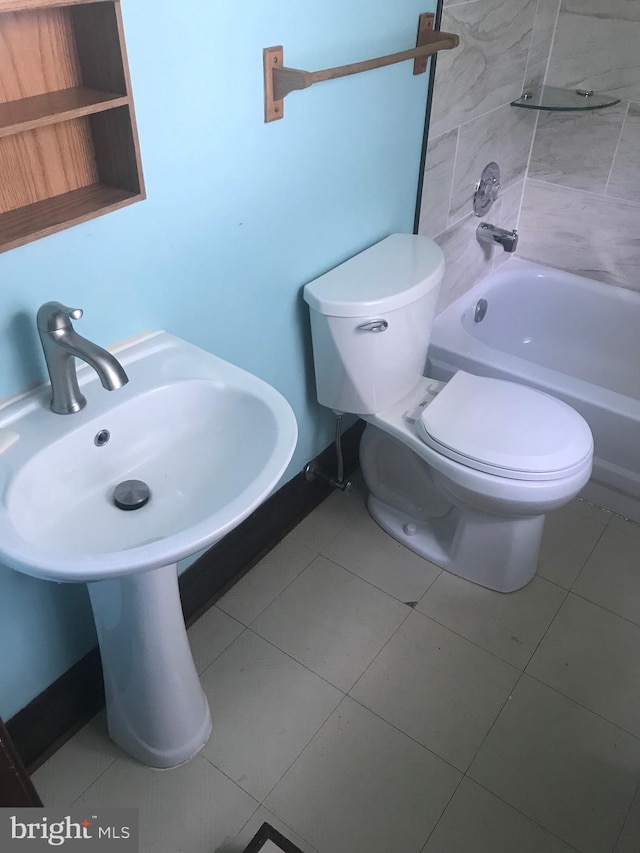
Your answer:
7;420;364;775
7;649;105;777
0;718;42;807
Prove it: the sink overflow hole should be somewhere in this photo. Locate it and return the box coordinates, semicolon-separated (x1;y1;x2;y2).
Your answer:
94;429;110;447
474;298;488;323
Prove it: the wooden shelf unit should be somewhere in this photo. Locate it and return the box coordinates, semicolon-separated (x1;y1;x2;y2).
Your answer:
0;0;145;253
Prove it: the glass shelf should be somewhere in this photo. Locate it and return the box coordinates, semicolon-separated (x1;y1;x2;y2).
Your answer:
511;85;621;111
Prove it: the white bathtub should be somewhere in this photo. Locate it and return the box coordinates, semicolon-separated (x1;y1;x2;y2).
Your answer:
427;258;640;521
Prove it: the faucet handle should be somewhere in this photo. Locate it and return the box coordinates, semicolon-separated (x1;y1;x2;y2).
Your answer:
37;302;83;333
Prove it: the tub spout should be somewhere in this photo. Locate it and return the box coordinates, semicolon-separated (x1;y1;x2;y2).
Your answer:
477;222;518;253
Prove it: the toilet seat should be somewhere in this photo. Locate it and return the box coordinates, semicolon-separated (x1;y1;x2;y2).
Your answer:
416;371;593;481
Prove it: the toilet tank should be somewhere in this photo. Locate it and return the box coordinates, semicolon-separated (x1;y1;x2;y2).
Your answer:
303;234;445;415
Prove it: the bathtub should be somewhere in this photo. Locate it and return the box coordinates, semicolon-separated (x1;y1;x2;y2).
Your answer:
427;258;640;521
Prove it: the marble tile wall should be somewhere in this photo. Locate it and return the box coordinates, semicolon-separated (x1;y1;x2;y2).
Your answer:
418;0;554;310
518;0;640;291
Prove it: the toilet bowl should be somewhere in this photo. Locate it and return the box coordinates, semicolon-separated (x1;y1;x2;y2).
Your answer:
303;234;594;592
360;372;592;591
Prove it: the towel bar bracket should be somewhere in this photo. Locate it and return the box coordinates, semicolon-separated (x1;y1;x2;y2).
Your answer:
263;12;459;123
413;11;434;76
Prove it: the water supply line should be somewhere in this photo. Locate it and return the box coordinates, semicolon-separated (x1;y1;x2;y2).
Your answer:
304;414;353;493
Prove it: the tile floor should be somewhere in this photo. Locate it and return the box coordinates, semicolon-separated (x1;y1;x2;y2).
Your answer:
32;477;640;853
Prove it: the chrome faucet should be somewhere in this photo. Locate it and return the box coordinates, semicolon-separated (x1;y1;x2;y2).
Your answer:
37;302;129;414
476;222;519;253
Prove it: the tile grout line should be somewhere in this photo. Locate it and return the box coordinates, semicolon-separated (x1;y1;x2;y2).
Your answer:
197;748;263;806
524;670;640;746
444;126;461;228
197;624;250;679
604;99;630;197
431;665;586;845
287;487;366;554
452;664;636;850
399;600;534;672
459;775;585;853
516;517;611;674
436;89;535;139
346;693;464;779
519;0;540;97
215;494;615;653
222;623;348;701
345;602;417;698
444;0;485;8
310;544;440;609
518;586;569;672
195;619;349;818
526;175;640;210
198;649;414;851
221;803;264;852
232;547;319;630
611;779;640;853
252;694;356;837
568;586;640;632
68;754;120;809
209;505;627;689
190;607;245;675
452;505;608;757
259;686;470;853
218;488;368;630
545;0;562;85
251;687;345;809
350;678;592;853
463;667;529;778
568;518;613;591
416;772;466;853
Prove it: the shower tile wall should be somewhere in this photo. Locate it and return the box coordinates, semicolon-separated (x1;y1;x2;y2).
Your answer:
418;0;552;310
518;1;640;290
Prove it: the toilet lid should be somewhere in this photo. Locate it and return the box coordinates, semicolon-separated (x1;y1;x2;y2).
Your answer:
416;371;593;480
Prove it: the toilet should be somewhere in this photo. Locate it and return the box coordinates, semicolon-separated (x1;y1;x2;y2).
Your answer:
303;233;593;592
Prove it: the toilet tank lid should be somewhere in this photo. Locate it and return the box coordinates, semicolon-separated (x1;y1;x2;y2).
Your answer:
303;234;445;317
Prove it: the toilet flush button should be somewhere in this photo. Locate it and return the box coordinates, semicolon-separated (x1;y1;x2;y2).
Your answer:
403;523;417;535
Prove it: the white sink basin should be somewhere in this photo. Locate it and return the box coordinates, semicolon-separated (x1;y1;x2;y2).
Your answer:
0;331;297;582
0;331;297;768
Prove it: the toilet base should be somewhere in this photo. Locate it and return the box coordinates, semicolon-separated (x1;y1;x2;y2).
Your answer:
367;494;544;593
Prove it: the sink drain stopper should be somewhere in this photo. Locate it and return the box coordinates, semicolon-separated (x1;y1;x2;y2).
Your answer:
113;479;150;511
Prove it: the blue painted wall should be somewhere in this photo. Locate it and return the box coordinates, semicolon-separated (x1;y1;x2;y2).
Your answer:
0;0;434;720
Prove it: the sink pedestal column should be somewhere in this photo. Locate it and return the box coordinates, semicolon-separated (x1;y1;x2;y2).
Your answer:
88;563;212;768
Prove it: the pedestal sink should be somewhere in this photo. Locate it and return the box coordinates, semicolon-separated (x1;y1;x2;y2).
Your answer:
0;332;297;767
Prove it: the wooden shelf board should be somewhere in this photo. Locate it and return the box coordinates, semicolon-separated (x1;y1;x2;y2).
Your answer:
0;183;142;252
0;87;129;138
